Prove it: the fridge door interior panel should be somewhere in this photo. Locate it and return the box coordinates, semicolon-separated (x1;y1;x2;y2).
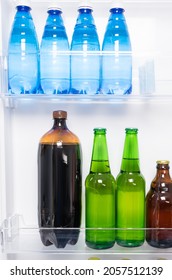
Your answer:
0;0;172;259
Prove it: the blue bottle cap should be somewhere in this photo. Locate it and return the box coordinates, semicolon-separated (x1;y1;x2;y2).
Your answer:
78;0;93;10
48;7;62;12
15;0;31;8
48;3;62;12
110;0;124;9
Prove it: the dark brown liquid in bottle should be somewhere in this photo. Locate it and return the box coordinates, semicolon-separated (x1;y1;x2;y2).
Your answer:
146;161;172;248
38;111;82;248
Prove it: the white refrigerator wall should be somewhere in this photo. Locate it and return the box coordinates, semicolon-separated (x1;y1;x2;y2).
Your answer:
4;100;172;227
1;0;172;228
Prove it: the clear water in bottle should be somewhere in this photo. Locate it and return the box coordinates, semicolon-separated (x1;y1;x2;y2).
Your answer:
40;7;70;94
8;3;39;94
101;3;132;95
70;3;100;94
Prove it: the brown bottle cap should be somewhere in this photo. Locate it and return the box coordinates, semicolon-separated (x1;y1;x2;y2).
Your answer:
53;110;67;119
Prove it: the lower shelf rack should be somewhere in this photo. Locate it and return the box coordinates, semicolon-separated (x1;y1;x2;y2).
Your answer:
0;216;172;260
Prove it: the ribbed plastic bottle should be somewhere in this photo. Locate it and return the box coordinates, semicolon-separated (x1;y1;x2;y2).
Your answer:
146;160;172;248
101;0;132;95
40;5;70;94
8;0;39;94
70;0;100;94
38;110;82;248
116;128;145;247
85;128;116;249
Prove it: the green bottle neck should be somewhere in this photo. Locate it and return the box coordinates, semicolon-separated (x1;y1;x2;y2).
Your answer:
121;129;140;173
90;129;111;174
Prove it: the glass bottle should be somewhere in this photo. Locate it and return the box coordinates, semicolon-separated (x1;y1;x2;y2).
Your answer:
116;128;145;247
40;5;70;94
146;160;172;248
70;1;100;94
38;110;82;248
8;0;39;94
101;0;132;95
85;128;116;249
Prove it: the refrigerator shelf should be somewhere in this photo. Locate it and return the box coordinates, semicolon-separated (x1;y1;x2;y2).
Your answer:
1;52;172;98
6;0;172;4
7;0;172;6
1;216;172;260
1;94;172;108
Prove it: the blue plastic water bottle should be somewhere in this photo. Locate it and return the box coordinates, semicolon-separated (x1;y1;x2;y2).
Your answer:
70;1;100;94
101;1;132;95
40;5;70;94
8;0;39;94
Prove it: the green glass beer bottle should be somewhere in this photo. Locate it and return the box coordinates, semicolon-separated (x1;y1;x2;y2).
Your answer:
116;128;145;247
85;128;116;249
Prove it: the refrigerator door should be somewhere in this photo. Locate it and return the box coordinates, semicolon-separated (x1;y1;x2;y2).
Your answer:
0;0;172;259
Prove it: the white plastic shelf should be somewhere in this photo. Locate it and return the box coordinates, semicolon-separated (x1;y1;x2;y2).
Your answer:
1;94;172;108
1;216;172;260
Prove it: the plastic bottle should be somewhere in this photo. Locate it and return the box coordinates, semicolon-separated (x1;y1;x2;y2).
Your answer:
70;0;100;94
85;128;116;249
146;160;172;248
40;5;70;94
8;0;39;94
116;128;145;247
101;0;132;94
38;110;82;248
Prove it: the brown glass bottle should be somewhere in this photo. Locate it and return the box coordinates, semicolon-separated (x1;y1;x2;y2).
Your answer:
146;160;172;248
38;110;82;248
